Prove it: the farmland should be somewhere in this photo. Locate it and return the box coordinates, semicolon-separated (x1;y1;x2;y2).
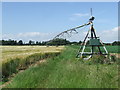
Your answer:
1;45;119;88
1;46;64;63
1;46;64;84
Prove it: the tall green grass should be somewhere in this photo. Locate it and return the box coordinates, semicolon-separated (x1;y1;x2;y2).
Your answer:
2;52;60;82
4;45;118;88
106;45;119;53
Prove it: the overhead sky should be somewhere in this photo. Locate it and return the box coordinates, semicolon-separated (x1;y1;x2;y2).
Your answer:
2;2;118;43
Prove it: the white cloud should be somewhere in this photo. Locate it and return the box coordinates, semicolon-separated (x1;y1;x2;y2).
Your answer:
65;26;119;43
2;26;119;43
70;13;89;21
2;32;57;42
98;26;119;42
73;13;89;17
17;32;49;37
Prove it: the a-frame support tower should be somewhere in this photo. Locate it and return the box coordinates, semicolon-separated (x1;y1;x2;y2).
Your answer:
76;22;108;59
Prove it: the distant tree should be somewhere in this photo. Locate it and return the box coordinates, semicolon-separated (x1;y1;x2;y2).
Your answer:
104;43;112;45
7;39;12;45
14;40;17;45
0;40;2;45
28;40;35;45
47;38;70;46
18;40;23;45
1;39;83;46
79;41;82;44
41;41;47;45
38;41;42;45
1;39;17;45
36;41;39;45
112;41;120;45
10;40;17;45
70;41;78;45
29;40;32;45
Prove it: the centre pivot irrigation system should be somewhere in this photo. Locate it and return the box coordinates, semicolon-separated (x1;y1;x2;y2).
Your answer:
52;8;108;60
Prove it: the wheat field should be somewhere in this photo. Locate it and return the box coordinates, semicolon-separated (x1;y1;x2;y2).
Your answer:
1;46;64;63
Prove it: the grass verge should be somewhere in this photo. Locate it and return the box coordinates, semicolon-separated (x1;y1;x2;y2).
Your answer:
2;52;60;82
4;45;119;88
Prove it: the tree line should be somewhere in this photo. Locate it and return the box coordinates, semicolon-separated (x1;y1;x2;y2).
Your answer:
0;39;120;46
0;39;81;46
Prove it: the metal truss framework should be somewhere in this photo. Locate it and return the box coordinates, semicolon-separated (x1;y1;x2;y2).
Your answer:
52;8;108;60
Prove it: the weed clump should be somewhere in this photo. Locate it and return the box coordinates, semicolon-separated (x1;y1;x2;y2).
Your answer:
81;55;119;65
